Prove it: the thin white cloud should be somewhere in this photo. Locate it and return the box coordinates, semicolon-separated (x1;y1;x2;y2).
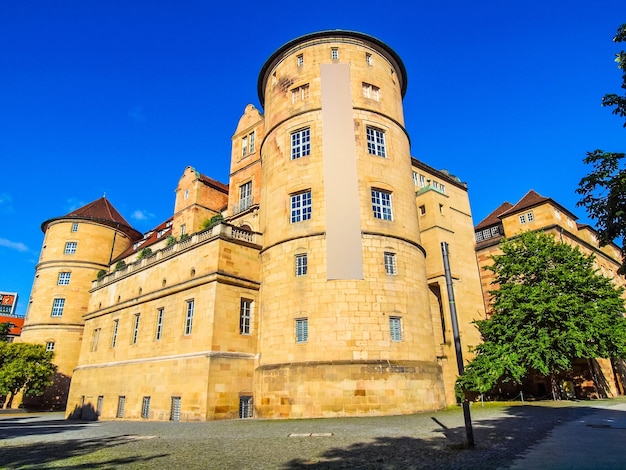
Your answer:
128;105;145;122
0;193;14;214
131;210;154;222
0;237;28;252
66;198;86;212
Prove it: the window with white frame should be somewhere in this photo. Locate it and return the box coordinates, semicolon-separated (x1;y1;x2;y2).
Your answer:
389;316;402;341
297;54;304;66
366;126;386;157
371;189;393;220
116;396;126;418
249;131;255;153
71;223;79;232
290;191;312;223
331;48;339;60
366;52;372;65
64;242;77;255
237;181;253;213
46;341;55;351
57;272;71;285
475;231;484;242
291;127;310;159
295;318;308;343
527;211;534;222
384;252;397;275
242;135;248;157
519;211;534;224
291;84;310;104
111;319;119;347
51;298;65;317
132;314;140;344
519;214;527;224
155;308;164;341
240;298;252;335
184;300;194;335
362;83;380;101
141;396;151;419
295;253;308;276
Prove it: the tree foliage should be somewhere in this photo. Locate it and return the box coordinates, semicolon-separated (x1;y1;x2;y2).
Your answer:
457;231;626;396
0;342;57;408
577;24;626;273
0;323;11;342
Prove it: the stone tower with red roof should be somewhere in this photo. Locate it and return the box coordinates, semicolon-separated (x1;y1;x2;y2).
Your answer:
20;197;142;409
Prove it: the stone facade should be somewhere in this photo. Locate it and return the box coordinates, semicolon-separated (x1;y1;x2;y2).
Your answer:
23;31;485;420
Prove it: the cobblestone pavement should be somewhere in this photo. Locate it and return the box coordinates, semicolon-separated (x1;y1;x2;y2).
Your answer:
1;399;625;469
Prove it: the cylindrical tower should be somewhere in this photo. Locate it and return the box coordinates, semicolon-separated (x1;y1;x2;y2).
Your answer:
20;197;141;409
255;31;445;418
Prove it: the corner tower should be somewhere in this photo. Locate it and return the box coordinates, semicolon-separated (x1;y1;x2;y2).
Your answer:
255;31;446;417
20;197;142;409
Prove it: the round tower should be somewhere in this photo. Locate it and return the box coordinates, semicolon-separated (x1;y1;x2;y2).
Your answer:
255;31;446;418
20;197;142;409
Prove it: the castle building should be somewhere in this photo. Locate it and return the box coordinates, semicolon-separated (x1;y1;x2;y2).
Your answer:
474;190;626;397
22;31;485;419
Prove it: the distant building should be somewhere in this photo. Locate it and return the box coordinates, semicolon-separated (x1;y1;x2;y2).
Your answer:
22;30;486;419
474;189;626;398
0;292;18;316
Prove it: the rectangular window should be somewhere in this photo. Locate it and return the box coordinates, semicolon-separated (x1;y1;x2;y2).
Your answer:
491;226;500;237
71;223;79;232
291;84;310;104
155;308;164;341
482;228;491;240
57;272;71;285
519;214;526;224
371;189;393;221
236;181;253;213
116;396;125;418
475;231;484;242
419;205;426;216
112;319;119;347
240;298;252;335
91;328;101;352
295;253;308;276
132;314;140;344
170;396;181;421
64;242;77;254
295;318;308;343
384;252;397;275
366;127;386;157
366;52;372;65
331;48;339;60
362;83;380;101
412;171;419;186
51;298;65;317
291;127;311;159
184;300;194;335
242;135;248;156
527;211;534;222
390;316;402;341
239;396;253;418
96;396;103;416
297;54;304;66
45;341;55;351
248;131;255;153
141;396;151;419
290;191;312;223
419;174;426;187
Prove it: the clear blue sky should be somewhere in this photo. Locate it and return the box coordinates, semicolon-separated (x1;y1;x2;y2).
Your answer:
1;1;624;316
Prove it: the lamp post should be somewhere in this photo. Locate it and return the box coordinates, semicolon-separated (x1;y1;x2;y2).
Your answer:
441;241;475;448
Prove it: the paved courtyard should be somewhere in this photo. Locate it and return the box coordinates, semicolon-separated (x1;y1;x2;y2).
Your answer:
1;399;626;469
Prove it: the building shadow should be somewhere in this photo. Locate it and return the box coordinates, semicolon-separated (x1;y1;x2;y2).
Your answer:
0;435;169;469
20;372;71;410
282;404;619;469
66;402;98;421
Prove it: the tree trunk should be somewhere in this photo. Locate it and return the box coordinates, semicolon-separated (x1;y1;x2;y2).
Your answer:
4;391;14;409
551;375;558;400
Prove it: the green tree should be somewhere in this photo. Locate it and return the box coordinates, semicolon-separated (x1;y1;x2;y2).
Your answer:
0;342;57;408
137;247;152;260
577;24;626;273
0;323;11;342
457;231;626;398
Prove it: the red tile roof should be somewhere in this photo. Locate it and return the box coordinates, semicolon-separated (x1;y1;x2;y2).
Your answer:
41;197;143;240
0;315;24;336
113;217;174;261
474;202;513;230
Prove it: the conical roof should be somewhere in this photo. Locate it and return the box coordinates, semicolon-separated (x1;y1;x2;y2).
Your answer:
41;197;143;240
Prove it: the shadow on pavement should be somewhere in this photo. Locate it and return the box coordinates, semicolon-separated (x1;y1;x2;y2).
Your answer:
0;435;169;469
0;416;95;440
282;403;614;469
